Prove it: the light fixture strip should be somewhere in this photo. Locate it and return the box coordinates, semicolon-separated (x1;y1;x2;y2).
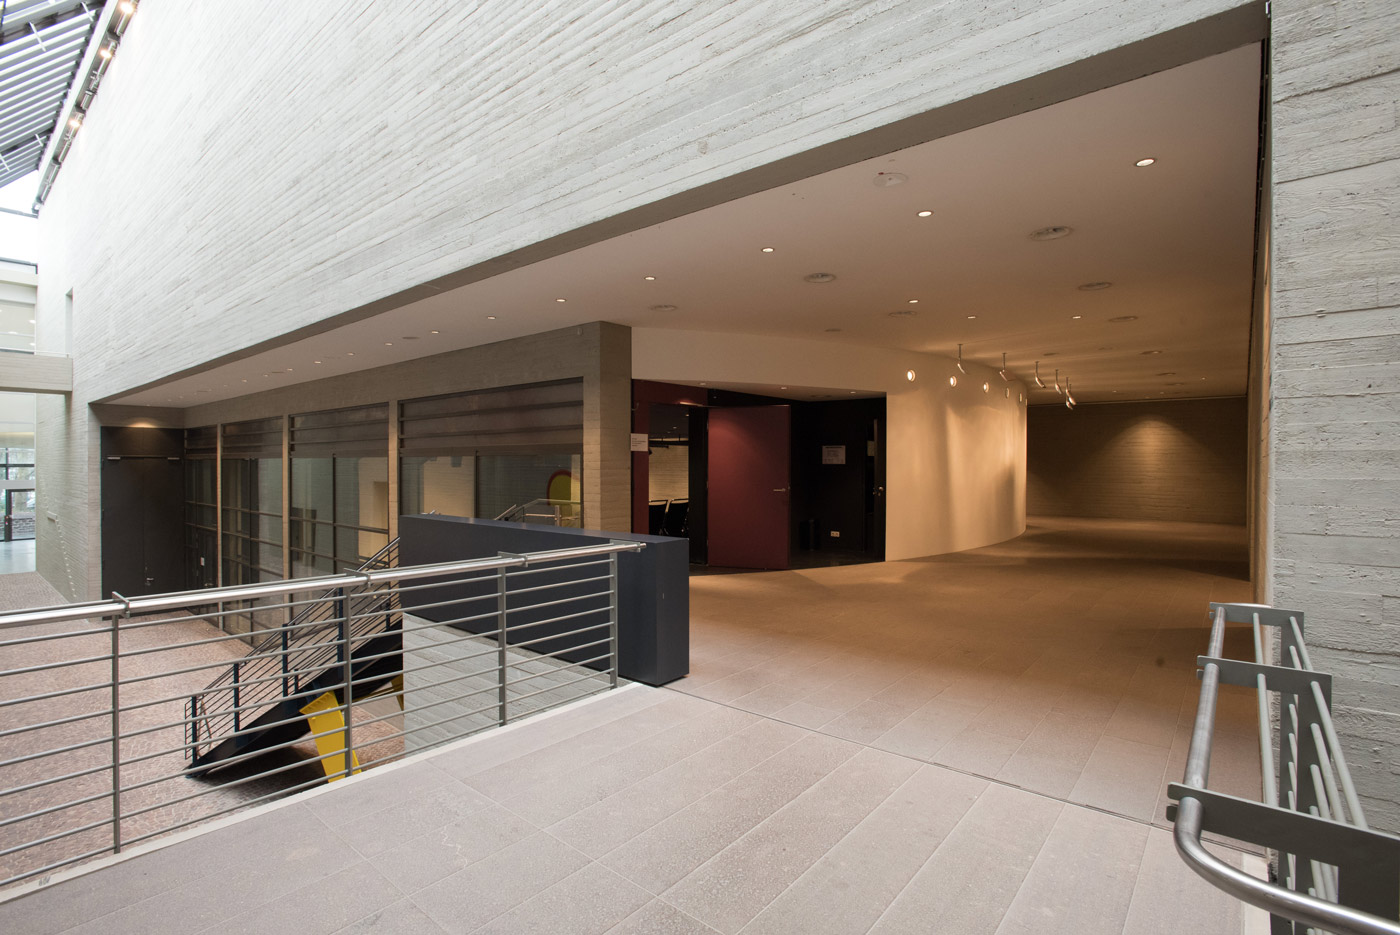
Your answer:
34;0;139;210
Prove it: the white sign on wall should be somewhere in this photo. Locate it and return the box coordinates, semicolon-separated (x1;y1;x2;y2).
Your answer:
630;433;650;452
821;445;846;465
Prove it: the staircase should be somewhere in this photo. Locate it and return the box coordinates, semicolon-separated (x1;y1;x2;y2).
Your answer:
184;540;403;776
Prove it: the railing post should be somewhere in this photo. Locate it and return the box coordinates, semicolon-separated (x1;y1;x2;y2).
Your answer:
608;550;620;689
338;587;353;781
231;661;242;732
108;610;122;855
497;566;508;726
280;621;291;697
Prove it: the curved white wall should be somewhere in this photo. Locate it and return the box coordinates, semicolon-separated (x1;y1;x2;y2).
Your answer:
633;329;1026;561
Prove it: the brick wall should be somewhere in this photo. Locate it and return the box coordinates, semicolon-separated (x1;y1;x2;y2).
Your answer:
1027;398;1248;524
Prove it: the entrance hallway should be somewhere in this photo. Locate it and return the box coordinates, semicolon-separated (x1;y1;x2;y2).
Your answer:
678;517;1260;828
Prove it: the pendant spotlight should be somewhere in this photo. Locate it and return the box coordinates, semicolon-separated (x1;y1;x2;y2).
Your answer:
999;352;1009;382
956;344;967;374
1054;369;1063;395
1065;379;1077;410
1033;361;1046;388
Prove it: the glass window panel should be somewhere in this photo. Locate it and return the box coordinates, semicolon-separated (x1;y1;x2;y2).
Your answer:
401;455;475;517
476;453;582;524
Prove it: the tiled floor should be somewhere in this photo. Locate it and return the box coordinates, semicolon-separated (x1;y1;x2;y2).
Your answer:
0;539;35;575
0;517;1266;934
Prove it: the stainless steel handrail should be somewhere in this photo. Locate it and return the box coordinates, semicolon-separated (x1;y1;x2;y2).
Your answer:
1171;602;1400;935
0;539;643;889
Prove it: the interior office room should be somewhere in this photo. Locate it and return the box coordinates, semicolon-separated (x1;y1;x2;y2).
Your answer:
1;1;1397;933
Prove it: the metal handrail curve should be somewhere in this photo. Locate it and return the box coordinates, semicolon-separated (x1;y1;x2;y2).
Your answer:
1172;603;1400;935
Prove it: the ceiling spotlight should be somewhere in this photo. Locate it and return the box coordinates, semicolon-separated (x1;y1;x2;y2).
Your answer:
555;298;566;303
1033;361;1046;388
430;330;440;334
917;210;933;217
1018;392;1024;402
1004;387;1010;398
68;115;82;129
780;386;788;390
119;0;135;13
313;360;322;364
99;45;114;60
956;344;966;374
999;352;1009;382
873;172;908;188
1141;349;1163;355
949;376;958;387
1078;281;1113;292
385;342;393;346
761;247;775;253
650;304;678;312
982;382;990;393
908;299;919;304
1109;315;1138;323
1029;226;1073;241
1054;369;1063;395
486;315;497;320
804;273;837;283
966;315;976;320
1071;315;1082;320
906;369;916;382
1066;379;1077;407
643;276;656;281
1135;157;1156;167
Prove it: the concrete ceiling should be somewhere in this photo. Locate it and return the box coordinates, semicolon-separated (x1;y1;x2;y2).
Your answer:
114;43;1262;409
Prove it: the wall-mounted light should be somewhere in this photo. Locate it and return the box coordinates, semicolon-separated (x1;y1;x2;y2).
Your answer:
956;344;966;374
1033;361;1046;389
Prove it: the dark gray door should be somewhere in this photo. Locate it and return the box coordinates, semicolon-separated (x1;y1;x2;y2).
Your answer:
101;457;185;597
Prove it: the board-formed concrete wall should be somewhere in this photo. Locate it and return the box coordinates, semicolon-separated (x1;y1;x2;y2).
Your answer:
1270;1;1400;830
1028;398;1249;524
33;0;1264;600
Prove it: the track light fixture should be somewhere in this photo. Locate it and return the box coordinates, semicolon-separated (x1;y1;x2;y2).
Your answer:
1066;379;1077;409
956;344;966;374
1033;361;1046;388
1054;369;1063;395
999;352;1009;382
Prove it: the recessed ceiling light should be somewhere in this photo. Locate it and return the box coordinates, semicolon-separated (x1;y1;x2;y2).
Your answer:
385;342;393;346
1005;387;1010;398
966;315;976;320
643;276;655;281
430;330;440;334
1109;315;1138;323
555;298;566;303
241;379;248;383
285;368;293;372
1029;226;1073;241
917;210;933;217
906;370;916;382
1136;157;1156;167
1071;315;1082;320
313;360;322;364
780;386;788;390
949;376;958;387
1078;282;1113;291
347;352;355;356
873;172;908;187
68;116;82;129
888;310;916;318
650;304;678;312
1141;349;1163;355
804;273;837;283
908;299;918;304
699;382;707;386
99;45;114;60
761;247;775;253
486;315;496;320
850;390;858;395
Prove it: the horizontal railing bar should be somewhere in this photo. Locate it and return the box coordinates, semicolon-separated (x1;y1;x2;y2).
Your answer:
505;651;612;686
0;679;113;710
0;624;110;650
0;815;112;860
0;759;114;799
0;650;114;678
508;620;612;650
502;604;608;633
0;733;115;770
502;572;612;596
0;786;115;831
0;704;109;740
506;671;612;707
0;845;116;890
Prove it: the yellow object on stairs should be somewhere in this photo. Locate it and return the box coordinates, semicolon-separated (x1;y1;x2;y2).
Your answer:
299;691;361;782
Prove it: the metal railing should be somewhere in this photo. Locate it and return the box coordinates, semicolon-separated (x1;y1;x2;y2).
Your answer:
494;499;583;527
0;539;641;889
1170;602;1400;935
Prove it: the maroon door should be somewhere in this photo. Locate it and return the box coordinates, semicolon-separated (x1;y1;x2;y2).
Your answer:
708;406;790;569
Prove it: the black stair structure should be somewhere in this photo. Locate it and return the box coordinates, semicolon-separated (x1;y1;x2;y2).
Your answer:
185;540;403;776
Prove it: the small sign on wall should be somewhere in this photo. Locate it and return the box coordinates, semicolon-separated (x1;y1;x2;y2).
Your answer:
630;433;650;453
821;445;846;465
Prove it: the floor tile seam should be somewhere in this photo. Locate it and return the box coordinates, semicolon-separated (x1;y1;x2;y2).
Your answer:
438;831;608;935
459;695;708;792
369;801;548;897
476;700;744;808
685;690;1267;851
727;762;947;935
543;725;813;862
1113;817;1164;930
652;743;909;922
